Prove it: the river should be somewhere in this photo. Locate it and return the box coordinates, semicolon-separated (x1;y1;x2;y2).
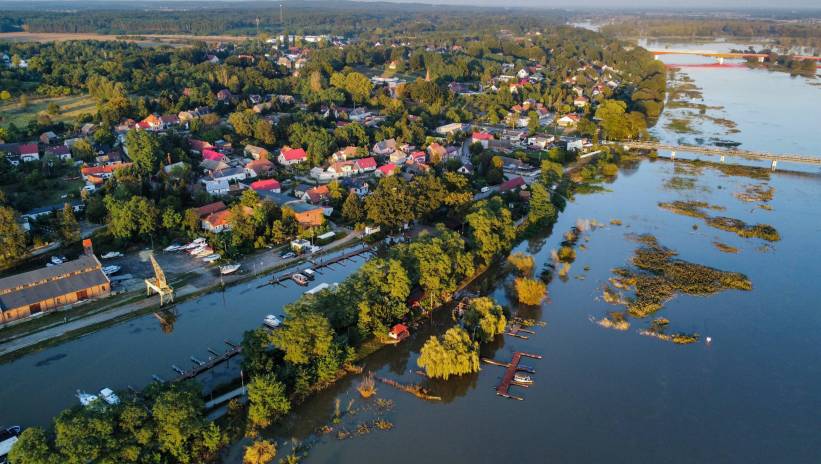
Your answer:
238;42;821;463
0;248;370;426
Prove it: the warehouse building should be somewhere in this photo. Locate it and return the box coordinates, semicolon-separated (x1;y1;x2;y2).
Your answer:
0;250;111;324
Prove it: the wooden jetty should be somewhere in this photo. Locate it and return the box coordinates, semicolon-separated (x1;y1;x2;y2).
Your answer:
505;323;536;339
170;340;242;382
375;375;442;401
264;245;373;287
484;352;543;400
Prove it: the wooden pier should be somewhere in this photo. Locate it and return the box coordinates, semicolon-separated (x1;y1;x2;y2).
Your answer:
505;324;536;339
483;352;543;400
265;245;373;287
166;340;242;382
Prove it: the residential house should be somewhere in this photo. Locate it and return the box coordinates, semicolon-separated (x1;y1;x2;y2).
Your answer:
45;145;71;160
202;149;227;163
372;138;397;157
556;114;580;127
216;89;232;102
388;150;406;165
499;176;526;193
375;163;399;177
303;185;330;204
195;201;227;219
457;164;474;176
436;122;471;136
471;131;494;148
408;151;427;164
355;157;377;173
80;163;133;186
573;96;589;108
527;135;555;150
189;139;214;155
210;167;247;183
23;200;84;221
244;145;270;160
245;158;275;178
202;209;233;233
284;202;326;228
331;146;362;162
277;147;307;166
250;179;281;193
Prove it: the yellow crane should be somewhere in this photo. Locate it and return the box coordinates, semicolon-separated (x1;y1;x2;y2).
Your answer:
145;254;174;306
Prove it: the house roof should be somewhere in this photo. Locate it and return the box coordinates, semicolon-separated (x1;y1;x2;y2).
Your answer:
355;157;377;170
203;209;232;228
280;147;307;161
19;143;38;154
472;132;493;141
81;163;132;177
202;149;224;161
306;185;329;203
189;139;213;152
499;176;526;192
377;163;398;175
196;201;227;217
250;179;281;191
246;158;275;173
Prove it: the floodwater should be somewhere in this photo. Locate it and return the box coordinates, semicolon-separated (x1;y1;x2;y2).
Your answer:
244;43;821;463
0;248;369;426
645;39;821;159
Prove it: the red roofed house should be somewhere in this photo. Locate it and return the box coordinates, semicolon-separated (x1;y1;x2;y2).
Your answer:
499;176;526;192
201;209;233;233
245;158;275;178
202;149;226;162
408;151;427;164
355;157;377;172
196;201;227;218
573;96;589;108
471;131;494;148
557;114;580;128
388;323;410;341
277;147;307;166
302;185;330;204
250;179;281;193
375;163;399;177
80;163;133;185
18;143;40;163
140;114;164;131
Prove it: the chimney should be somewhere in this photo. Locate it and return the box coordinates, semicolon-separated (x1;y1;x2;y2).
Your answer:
83;239;94;256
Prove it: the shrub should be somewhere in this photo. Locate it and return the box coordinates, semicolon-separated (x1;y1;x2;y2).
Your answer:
514;277;546;305
507;252;535;276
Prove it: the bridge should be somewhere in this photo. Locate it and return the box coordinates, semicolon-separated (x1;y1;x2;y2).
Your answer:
620;141;821;170
649;49;821;65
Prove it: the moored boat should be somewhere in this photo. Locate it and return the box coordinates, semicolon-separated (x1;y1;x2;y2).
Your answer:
76;390;99;406
220;263;241;275
202;254;221;263
0;426;21;464
303;268;317;280
102;265;121;276
263;314;283;329
291;273;309;286
513;373;533;384
99;388;120;405
101;251;123;259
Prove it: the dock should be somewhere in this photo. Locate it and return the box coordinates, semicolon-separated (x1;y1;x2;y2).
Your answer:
483;352;543;400
169;340;242;382
264;245;373;287
505;324;536;339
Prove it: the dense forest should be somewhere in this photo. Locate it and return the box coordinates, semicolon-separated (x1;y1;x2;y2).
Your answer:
0;1;565;36
601;17;821;49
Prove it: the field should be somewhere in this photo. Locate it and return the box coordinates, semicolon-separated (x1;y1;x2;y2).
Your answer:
0;94;97;127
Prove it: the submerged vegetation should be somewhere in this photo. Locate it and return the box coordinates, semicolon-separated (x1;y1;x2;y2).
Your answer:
608;234;752;318
593;311;630;331
706;217;781;242
713;241;740;254
658;200;724;219
735;184;774;203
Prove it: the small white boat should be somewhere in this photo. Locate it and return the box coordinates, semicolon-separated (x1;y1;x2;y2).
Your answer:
220;264;241;275
263;315;282;329
188;245;207;255
193;237;206;243
202;254;221;263
291;273;309;286
102;265;121;276
513;373;533;384
51;256;64;265
194;247;213;257
99;388;120;405
77;390;98;406
101;251;123;259
163;244;181;252
303;268;317;280
0;426;21;464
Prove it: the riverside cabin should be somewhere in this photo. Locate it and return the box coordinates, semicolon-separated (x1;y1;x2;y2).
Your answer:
0;241;111;324
388;323;410;341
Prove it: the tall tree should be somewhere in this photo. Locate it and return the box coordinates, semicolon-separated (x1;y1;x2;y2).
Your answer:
125;130;161;174
0;205;27;267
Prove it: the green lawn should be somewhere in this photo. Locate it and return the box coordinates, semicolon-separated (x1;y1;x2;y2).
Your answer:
0;94;97;127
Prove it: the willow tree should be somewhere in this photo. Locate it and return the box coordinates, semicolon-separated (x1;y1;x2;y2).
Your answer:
417;327;479;379
462;297;507;342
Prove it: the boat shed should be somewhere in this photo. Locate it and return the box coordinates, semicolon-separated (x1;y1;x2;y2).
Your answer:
0;254;111;324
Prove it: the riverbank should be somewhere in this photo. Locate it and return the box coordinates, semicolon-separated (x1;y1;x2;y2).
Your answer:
0;231;362;361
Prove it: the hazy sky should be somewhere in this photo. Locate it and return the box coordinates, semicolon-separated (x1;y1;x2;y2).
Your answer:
356;0;821;9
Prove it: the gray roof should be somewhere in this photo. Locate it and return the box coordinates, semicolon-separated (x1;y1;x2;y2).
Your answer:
0;255;109;311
